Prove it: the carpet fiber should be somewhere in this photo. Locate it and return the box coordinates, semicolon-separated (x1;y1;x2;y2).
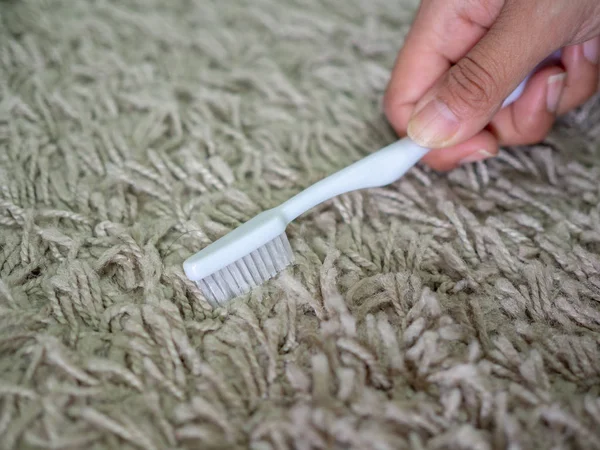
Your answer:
2;0;600;449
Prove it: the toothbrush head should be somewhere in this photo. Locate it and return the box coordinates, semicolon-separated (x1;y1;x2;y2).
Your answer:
183;209;293;306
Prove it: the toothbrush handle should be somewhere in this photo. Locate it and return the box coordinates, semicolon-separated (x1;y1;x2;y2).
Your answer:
280;51;563;222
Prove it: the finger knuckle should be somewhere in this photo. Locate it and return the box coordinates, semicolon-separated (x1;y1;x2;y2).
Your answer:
445;55;499;115
516;121;549;144
528;127;549;144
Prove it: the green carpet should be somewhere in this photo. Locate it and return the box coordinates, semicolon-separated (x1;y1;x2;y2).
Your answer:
1;0;600;449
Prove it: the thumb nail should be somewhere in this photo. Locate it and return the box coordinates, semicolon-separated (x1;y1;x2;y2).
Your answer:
407;99;460;148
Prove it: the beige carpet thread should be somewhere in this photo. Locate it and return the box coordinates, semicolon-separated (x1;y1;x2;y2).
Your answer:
1;0;600;449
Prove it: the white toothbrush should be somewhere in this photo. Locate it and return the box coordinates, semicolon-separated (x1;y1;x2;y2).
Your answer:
184;53;562;306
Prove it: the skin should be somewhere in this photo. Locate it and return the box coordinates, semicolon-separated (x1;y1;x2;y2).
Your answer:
384;0;600;171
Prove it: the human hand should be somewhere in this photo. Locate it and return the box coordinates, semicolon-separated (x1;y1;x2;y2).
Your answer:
384;0;600;171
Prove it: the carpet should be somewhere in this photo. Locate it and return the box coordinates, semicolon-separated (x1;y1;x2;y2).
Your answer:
1;0;600;449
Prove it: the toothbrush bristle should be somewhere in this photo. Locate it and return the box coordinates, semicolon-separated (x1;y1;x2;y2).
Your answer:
195;232;294;306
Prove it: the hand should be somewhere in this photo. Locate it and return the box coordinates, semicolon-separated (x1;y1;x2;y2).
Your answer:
384;0;600;171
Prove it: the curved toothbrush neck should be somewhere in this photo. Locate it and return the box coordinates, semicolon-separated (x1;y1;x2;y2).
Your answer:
278;139;429;223
279;185;329;223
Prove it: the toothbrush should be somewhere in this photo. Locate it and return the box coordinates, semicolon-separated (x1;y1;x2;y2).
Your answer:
184;53;562;306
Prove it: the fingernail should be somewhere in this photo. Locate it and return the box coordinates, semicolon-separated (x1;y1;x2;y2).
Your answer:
459;149;495;165
546;73;566;113
407;99;460;147
583;38;599;64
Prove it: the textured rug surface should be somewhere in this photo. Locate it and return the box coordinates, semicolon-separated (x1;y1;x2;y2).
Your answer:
2;1;600;449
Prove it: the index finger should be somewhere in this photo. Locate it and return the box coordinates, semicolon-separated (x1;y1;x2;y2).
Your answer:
384;0;502;135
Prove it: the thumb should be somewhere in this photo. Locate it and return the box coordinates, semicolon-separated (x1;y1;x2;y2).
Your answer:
407;16;551;149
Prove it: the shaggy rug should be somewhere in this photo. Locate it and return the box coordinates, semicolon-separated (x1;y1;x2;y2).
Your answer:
1;0;600;449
